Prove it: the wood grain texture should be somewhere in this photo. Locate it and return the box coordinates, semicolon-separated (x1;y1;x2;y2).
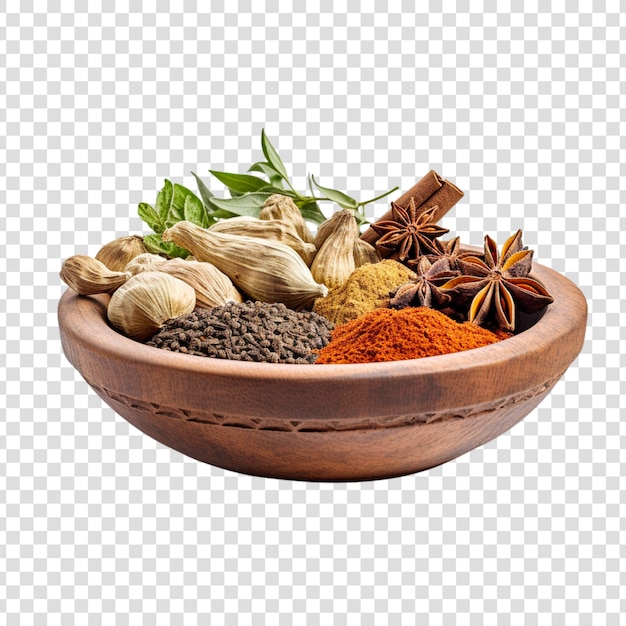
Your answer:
58;257;587;481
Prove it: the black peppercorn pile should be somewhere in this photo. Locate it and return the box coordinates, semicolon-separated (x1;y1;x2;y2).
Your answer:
147;301;334;364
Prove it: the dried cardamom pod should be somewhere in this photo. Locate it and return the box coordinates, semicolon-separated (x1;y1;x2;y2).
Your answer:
209;216;317;266
310;210;360;289
107;271;196;341
159;258;242;308
353;238;382;268
124;252;168;276
314;209;358;249
162;221;327;310
260;194;315;244
60;255;130;295
95;235;148;272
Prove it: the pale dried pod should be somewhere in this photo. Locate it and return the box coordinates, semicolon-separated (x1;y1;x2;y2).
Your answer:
124;252;168;276
95;235;148;272
311;238;356;290
353;238;382;268
107;271;196;341
159;258;242;308
162;221;327;310
260;194;315;244
314;209;359;249
60;255;130;295
209;216;317;266
310;210;360;289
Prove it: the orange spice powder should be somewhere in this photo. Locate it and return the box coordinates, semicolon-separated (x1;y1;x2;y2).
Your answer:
315;307;505;364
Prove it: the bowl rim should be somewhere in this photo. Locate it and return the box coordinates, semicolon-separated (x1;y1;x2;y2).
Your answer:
59;257;588;385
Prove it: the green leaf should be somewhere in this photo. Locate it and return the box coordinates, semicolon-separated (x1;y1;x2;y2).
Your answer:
261;129;289;180
191;171;215;208
183;194;206;227
156;179;174;222
248;161;286;189
163;218;180;230
209;170;270;194
138;202;164;233
208;207;239;220
208;192;274;217
172;183;197;216
248;161;278;177
297;200;327;225
269;177;285;190
143;233;189;258
310;175;358;209
256;184;296;196
142;179;214;238
157;183;204;225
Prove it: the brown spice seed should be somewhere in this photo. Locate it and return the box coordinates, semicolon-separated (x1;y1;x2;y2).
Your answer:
147;301;334;364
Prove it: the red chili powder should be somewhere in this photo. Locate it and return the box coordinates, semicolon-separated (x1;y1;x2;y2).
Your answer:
315;307;505;364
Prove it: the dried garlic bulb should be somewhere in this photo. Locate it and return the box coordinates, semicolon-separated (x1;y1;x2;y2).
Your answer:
95;235;148;272
310;210;360;289
162;221;327;310
159;258;242;308
260;194;315;244
125;252;168;276
209;216;316;266
60;255;130;295
107;272;196;341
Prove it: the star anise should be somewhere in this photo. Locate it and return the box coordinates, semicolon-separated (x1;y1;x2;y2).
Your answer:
439;229;554;332
370;198;449;264
416;235;474;272
390;256;459;309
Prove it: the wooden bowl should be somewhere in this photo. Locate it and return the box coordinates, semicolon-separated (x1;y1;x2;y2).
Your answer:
58;260;587;481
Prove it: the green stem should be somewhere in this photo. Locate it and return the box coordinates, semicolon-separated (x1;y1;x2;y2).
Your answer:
283;177;300;197
272;187;298;199
296;195;324;204
356;185;399;207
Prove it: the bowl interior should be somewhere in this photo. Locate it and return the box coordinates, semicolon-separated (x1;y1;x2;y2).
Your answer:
58;256;587;480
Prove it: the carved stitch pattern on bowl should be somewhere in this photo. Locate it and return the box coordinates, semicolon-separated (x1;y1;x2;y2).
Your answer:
89;372;563;433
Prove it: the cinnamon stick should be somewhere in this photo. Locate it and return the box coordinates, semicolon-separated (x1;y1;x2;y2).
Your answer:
360;171;464;244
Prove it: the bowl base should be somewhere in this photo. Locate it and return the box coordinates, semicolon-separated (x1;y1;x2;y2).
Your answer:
91;382;555;482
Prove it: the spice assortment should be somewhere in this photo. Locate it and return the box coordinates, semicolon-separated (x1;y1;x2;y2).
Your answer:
60;137;555;365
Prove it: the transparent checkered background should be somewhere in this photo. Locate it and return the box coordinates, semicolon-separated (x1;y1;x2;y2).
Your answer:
1;2;623;623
